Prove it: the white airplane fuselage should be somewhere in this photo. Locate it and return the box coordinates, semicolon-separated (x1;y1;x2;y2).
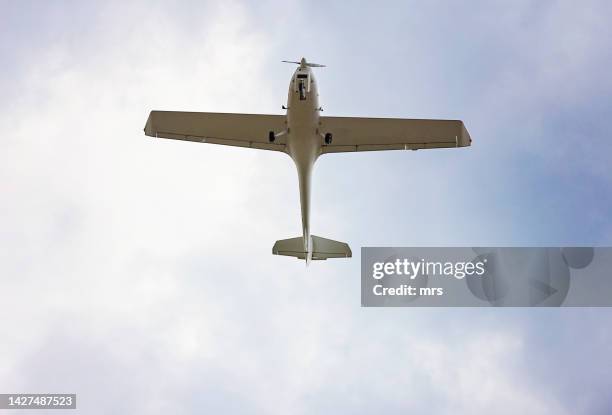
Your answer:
285;63;321;263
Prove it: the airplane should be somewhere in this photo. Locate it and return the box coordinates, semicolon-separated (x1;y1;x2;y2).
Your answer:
144;57;471;263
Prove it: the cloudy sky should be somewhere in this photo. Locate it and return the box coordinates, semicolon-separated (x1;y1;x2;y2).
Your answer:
2;1;612;413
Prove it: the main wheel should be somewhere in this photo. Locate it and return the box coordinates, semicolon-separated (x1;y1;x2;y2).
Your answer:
324;132;333;145
269;131;275;143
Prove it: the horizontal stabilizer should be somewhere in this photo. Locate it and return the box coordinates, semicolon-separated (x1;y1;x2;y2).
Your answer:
273;236;307;259
311;235;352;259
272;235;352;260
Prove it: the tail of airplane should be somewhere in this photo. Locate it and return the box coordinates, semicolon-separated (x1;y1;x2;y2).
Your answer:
273;235;351;261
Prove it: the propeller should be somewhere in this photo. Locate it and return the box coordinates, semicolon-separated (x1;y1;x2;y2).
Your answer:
282;58;326;68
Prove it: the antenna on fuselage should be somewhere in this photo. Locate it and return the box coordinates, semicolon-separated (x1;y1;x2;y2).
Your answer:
282;57;326;68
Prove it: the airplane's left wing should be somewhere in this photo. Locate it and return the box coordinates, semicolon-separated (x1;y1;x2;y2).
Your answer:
144;111;287;152
319;116;471;153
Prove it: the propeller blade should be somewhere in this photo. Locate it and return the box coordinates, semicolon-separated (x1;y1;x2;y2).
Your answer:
282;59;326;68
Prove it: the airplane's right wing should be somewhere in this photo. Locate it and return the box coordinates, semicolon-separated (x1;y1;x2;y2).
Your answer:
144;111;287;152
319;116;471;153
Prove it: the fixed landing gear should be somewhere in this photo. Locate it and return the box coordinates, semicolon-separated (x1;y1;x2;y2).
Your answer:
324;132;333;145
299;82;307;100
269;131;276;143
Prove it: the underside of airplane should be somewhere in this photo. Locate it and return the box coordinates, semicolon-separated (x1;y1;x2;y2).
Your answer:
144;58;471;263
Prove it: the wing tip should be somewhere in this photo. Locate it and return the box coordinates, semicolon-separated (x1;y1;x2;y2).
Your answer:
460;120;472;147
144;110;156;137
